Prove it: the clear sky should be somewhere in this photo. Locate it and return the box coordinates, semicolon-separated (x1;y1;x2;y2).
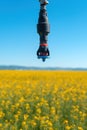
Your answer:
0;0;87;67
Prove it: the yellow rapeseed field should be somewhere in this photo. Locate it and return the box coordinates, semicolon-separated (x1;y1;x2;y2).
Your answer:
0;70;87;130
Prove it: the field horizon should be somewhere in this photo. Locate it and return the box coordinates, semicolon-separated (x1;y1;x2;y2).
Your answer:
0;65;87;71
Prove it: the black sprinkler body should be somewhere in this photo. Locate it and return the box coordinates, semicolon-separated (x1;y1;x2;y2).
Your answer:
37;0;50;62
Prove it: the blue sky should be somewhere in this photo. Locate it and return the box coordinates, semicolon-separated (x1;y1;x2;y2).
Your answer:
0;0;87;67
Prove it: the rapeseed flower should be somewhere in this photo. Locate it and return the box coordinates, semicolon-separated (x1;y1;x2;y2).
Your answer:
0;70;87;129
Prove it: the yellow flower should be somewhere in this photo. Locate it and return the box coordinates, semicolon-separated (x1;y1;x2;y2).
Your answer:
36;108;41;114
48;121;53;127
24;114;28;120
0;111;5;118
22;121;26;127
50;107;55;115
65;125;71;130
30;120;37;126
25;103;30;109
34;116;39;120
15;103;20;108
78;127;83;130
64;120;68;124
19;97;25;103
14;114;19;121
0;123;2;127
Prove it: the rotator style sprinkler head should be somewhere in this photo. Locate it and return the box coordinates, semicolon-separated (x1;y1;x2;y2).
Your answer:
37;0;50;62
